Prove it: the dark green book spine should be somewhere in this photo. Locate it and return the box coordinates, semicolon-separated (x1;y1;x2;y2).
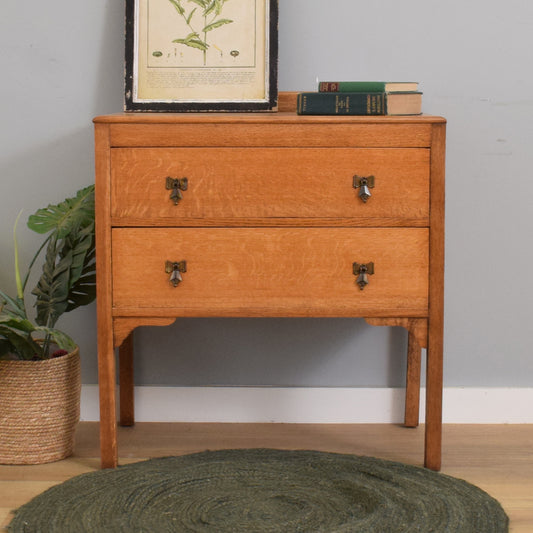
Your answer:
297;92;386;115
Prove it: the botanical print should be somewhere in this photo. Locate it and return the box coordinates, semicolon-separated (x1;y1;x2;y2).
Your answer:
146;0;258;69
167;0;234;66
134;0;269;103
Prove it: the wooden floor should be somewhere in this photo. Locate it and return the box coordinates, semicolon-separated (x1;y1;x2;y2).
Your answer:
1;423;531;531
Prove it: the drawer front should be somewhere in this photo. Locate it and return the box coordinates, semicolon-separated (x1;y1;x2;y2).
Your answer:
111;148;429;222
112;228;429;316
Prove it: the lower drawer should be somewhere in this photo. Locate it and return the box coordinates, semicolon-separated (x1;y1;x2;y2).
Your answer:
112;228;429;317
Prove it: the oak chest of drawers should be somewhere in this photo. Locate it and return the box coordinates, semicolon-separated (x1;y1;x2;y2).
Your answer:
94;93;446;470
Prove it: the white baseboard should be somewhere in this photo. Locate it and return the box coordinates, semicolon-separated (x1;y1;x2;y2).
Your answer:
80;386;533;424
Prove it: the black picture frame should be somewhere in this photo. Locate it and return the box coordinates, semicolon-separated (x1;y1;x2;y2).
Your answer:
125;0;278;112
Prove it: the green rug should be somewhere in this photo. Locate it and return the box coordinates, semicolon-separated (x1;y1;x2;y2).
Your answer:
8;449;508;532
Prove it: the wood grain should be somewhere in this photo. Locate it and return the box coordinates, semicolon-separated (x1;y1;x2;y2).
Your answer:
109;217;430;228
107;122;434;149
278;91;299;112
111;228;429;317
118;333;134;427
405;330;423;428
364;317;428;348
94;123;118;468
425;122;446;470
111;148;430;222
94;109;446;470
114;317;177;348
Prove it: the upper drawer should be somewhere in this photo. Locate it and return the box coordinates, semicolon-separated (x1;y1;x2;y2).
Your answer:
110;148;429;223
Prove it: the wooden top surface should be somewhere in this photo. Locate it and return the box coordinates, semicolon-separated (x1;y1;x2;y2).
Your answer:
94;92;446;125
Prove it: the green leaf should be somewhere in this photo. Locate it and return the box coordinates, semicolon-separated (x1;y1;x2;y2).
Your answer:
0;289;26;318
35;327;76;352
187;0;207;9
66;273;96;312
27;185;94;239
186;7;197;24
0;312;35;333
202;18;233;32
0;325;41;360
173;38;209;51
205;1;217;16
28;185;96;328
61;222;96;312
13;210;24;299
64;223;95;290
183;32;200;41
32;236;71;328
31;225;96;324
0;339;16;359
168;0;185;15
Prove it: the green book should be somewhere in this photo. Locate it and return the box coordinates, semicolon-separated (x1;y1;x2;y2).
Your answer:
298;92;385;115
297;92;422;116
319;81;419;93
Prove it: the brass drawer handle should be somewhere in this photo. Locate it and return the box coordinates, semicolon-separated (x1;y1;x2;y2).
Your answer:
353;175;375;203
165;260;187;287
353;262;374;290
166;177;188;205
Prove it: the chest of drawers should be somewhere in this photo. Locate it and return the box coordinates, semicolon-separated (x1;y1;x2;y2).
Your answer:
94;93;445;470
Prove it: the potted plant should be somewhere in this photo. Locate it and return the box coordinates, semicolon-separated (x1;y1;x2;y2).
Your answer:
0;185;95;464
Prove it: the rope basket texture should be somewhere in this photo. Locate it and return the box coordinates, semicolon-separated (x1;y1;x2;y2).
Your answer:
0;347;80;464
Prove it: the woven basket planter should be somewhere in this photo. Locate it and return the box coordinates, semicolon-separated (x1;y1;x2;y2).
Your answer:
0;347;81;464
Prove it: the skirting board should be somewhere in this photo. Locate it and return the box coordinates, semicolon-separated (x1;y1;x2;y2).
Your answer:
80;386;533;424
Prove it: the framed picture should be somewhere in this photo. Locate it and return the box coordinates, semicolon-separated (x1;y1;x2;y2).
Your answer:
125;0;278;112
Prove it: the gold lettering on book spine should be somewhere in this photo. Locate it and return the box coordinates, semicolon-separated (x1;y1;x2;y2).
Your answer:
335;95;349;113
366;94;384;115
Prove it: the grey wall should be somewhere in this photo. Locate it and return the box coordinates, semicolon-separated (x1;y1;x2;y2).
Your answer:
1;1;532;388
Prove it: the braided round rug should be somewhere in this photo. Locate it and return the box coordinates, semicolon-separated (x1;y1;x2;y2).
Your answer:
9;449;508;532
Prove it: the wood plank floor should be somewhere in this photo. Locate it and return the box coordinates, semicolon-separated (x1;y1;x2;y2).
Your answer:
1;423;531;531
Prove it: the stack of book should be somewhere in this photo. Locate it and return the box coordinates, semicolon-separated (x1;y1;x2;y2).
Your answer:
297;81;422;116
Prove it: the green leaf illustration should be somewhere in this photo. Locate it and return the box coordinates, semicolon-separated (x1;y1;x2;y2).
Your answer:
188;0;208;8
169;0;233;65
186;7;197;24
214;0;226;16
173;38;209;51
202;18;233;32
205;1;218;16
169;0;185;15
